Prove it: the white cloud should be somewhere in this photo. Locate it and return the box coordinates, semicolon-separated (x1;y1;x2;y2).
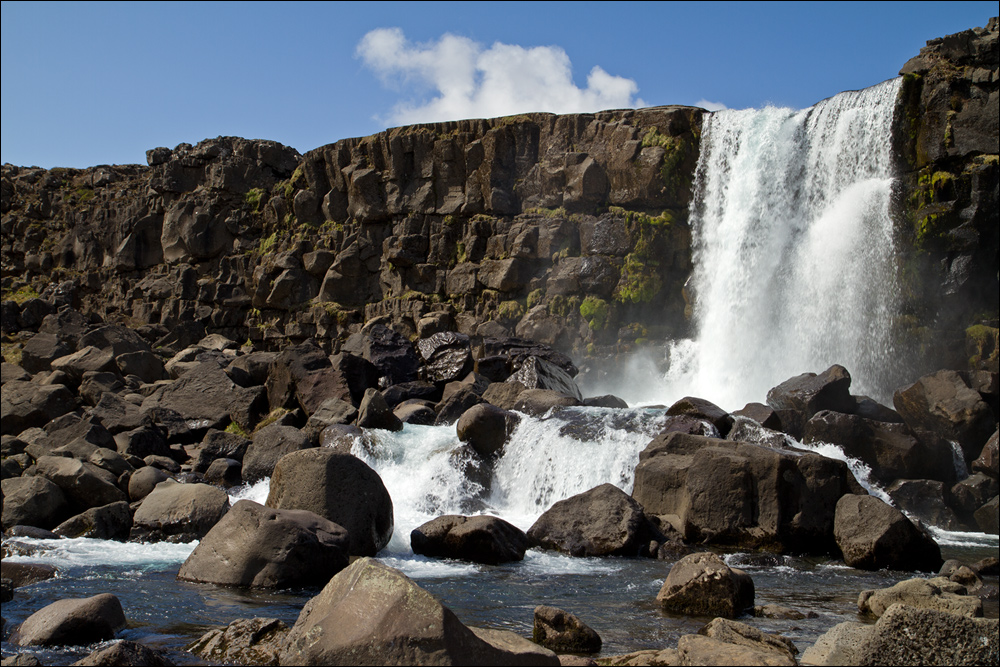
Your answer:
695;99;728;112
357;28;647;125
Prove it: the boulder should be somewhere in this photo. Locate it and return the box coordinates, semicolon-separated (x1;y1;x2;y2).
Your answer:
114;425;171;460
140;360;266;432
20;333;72;374
893;370;996;461
114;350;168;384
381;380;442;408
188;617;289;666
416;331;474;385
733;403;784;430
857;603;998;666
32;455;127;510
482;381;527;411
356;388;404;431
241;424;313;484
434;386;484;425
583;394;629;409
266;448;393;556
456;403;512;458
88;392;147;434
278;558;559;666
127;466;171;502
858;577;983;618
193;428;251;473
203;458;242;488
972;429;998;477
1;475;70;530
632;432;855;553
318;423;366;454
353;324;420;386
177;499;349;588
673;633;796;666
803;409;955;485
131;480;230;542
697;617;798;663
833;494;943;571
800;622;874;667
225;351;277;388
71;641;174;666
50;346;120;384
11;594;126;647
1;380;77;435
53;501;132;541
1;562;58;588
480;337;578;377
974;495;999;534
656;552;755;618
410;515;528;564
512;388;580;416
886;479;961;530
666;397;733;438
302;397;358;438
79;325;152;357
765;365;857;419
508;356;583;402
532;606;602;653
527;483;650;557
394;401;437;425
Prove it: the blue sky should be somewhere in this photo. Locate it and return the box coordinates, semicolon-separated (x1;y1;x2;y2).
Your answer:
2;1;996;168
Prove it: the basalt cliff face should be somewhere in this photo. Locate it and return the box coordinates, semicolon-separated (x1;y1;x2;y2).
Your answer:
1;18;997;377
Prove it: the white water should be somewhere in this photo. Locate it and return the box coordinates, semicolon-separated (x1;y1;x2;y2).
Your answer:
663;78;904;410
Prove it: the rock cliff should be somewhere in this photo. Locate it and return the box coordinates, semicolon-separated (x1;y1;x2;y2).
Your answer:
2;18;997;375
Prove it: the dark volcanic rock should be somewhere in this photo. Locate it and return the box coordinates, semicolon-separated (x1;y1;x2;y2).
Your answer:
1;475;70;530
834;494;943;571
532;606;602;654
508;356;583;402
411;514;528;564
53;501;132;540
241;424;313;484
266;448;393;556
356;388;403;431
130;480;230;542
177;499;350;588
455;403;512;458
527;483;650;557
666;396;733;437
766;364;857;419
416;332;474;385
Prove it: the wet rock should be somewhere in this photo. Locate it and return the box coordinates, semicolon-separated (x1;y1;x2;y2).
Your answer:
508;356;583;402
411;514;528;564
1;562;58;588
527;483;650;557
356;388;403;431
753;604;815;620
893;369;996;462
765;364;857;419
803;409;955;485
886;479;961;530
188;617;289;666
456;403;512;458
533;605;602;653
11;593;126;647
666;396;733;438
858;577;983;618
512;388;580;416
833;494;943;571
733;402;784;430
353;324;420;386
318;423;365;454
71;640;175;666
241;424;313;484
656;552;754;618
278;558;559;666
857;603;998;666
583;394;629;409
266;448;393;556
853;395;904;423
1;475;70;530
417;331;474;385
633;432;855;553
53;501;132;540
481;337;578;377
972;429;999;477
177;499;349;588
130;480;230;542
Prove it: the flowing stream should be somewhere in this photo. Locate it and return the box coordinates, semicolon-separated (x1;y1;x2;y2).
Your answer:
3;78;998;665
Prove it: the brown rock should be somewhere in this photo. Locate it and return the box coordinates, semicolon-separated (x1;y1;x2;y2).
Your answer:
656;552;755;618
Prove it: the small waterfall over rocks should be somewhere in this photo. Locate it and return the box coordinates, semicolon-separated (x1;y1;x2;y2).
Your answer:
665;77;904;410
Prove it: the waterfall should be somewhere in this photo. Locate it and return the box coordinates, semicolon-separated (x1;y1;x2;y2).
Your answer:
664;78;904;410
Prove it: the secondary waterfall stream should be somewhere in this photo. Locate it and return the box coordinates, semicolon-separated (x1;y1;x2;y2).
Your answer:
663;77;904;410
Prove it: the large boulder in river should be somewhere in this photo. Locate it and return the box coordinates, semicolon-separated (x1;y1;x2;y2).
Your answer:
11;593;126;647
893;370;996;462
278;558;559;666
411;515;528;564
456;403;513;457
53;501;132;541
803;410;956;485
656;552;755;618
177;499;350;588
833;494;942;571
666;396;733;438
131;480;230;542
356;388;403;431
416;332;474;385
266;448;393;556
508;356;583;402
527;483;650;557
632;432;856;553
766;364;857;419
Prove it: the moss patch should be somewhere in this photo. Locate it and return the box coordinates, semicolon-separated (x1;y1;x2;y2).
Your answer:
579;296;609;331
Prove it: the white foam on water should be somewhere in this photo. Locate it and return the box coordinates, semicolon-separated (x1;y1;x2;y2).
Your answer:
791;438;893;505
228;477;272;505
927;526;1000;548
1;537;196;570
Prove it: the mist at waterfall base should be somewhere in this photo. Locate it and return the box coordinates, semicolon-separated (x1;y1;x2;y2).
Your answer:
4;79;998;664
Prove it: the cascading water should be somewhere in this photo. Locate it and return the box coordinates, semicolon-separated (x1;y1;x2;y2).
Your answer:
664;77;904;410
